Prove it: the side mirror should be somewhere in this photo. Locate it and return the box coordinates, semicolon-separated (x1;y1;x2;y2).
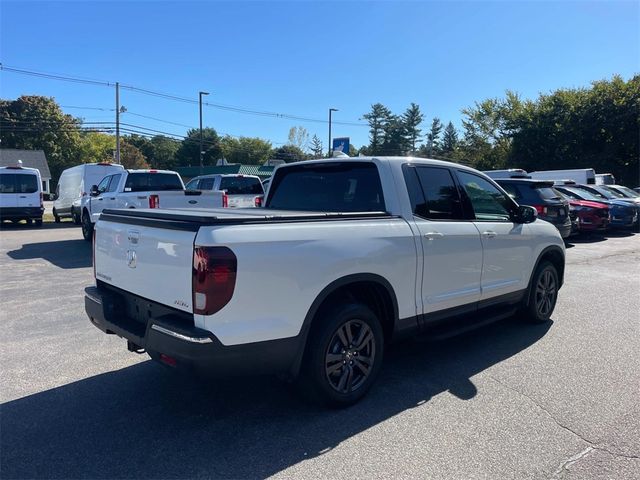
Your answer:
90;185;100;197
513;205;537;224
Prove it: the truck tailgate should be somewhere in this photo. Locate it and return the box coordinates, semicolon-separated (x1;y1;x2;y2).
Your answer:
94;217;196;313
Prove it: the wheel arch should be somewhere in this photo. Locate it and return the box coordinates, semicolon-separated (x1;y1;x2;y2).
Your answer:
289;273;399;377
525;245;565;306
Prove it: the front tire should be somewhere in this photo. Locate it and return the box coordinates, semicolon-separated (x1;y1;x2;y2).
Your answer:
53;208;61;223
300;303;384;407
523;261;559;323
81;211;94;241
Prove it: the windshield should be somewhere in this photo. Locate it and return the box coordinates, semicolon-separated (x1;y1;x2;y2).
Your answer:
608;186;639;198
124;173;183;192
535;186;562;200
266;162;386;212
558;187;599;202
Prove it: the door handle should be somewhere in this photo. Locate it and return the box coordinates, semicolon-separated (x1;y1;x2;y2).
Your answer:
482;231;497;238
19;196;27;198
109;197;116;200
97;198;103;201
424;232;444;240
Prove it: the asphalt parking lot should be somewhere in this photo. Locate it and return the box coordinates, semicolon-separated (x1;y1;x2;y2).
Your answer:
1;223;639;479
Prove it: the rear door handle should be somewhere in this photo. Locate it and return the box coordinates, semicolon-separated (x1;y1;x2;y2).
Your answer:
424;232;444;240
482;231;497;238
19;196;27;198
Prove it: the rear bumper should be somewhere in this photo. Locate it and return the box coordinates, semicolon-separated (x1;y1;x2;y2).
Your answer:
84;285;300;377
544;218;572;239
0;206;44;220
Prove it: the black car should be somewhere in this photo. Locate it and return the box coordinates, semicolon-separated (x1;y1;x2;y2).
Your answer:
496;179;572;238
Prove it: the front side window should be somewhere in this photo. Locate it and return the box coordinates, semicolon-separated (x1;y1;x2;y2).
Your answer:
97;175;111;193
457;171;512;221
107;174;121;193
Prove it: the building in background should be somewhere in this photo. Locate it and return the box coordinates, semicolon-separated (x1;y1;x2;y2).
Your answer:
0;149;52;195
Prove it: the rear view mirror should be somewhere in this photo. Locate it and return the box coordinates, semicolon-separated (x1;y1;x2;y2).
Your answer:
89;185;100;197
514;205;537;224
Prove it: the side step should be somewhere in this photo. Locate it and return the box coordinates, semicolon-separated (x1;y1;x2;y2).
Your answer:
419;307;517;342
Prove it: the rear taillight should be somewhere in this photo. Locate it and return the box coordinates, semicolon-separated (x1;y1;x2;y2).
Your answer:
222;193;228;208
533;205;547;215
192;246;237;315
149;194;159;208
40;192;43;207
255;196;263;207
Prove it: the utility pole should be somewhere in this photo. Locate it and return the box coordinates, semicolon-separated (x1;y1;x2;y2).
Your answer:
199;91;209;174
328;108;338;157
115;82;121;163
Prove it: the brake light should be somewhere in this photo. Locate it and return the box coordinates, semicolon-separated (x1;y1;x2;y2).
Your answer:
149;170;158;173
254;196;263;208
192;246;237;315
533;205;547;215
40;192;43;207
149;194;159;208
222;193;228;208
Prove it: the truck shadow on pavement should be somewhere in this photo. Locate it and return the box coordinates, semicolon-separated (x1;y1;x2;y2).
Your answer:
0;221;78;231
1;318;551;479
6;239;91;269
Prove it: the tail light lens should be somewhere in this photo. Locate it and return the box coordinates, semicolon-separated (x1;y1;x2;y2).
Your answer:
532;205;547;215
40;192;43;207
149;194;159;208
255;196;263;207
92;230;96;279
192;246;237;315
222;193;228;208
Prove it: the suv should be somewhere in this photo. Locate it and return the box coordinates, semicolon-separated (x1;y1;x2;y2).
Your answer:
0;163;44;226
496;179;572;238
185;174;264;207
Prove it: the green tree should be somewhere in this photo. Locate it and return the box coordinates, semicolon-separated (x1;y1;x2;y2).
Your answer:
0;95;82;185
271;144;305;162
381;115;409;155
79;132;115;163
220;136;273;165
149;135;180;169
421;117;443;157
175;127;222;167
402;103;424;153
119;140;149;169
125;134;154;161
310;134;324;157
363;103;393;154
441;122;459;154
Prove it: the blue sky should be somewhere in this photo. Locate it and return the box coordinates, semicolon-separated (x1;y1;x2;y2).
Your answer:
1;1;638;149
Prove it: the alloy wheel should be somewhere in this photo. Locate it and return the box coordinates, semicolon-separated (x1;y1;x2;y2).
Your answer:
535;269;557;317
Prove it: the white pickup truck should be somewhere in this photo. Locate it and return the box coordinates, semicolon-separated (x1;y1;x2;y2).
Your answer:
85;157;565;406
80;169;225;240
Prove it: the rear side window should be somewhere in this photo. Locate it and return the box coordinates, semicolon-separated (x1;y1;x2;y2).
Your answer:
199;178;216;190
124;173;183;192
219;177;263;195
535;186;562;200
267;162;385;212
403;165;464;220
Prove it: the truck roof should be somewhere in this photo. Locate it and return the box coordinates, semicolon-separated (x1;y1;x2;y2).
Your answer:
275;156;479;173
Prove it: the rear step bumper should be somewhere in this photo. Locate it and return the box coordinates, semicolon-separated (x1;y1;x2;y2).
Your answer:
84;286;300;377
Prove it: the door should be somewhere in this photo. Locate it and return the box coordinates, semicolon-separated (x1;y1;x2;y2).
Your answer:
455;170;534;300
102;173;122;212
15;172;40;209
403;165;483;316
0;173;18;208
89;175;113;222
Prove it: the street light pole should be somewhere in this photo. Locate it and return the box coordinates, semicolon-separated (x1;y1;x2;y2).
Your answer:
115;82;120;163
199;91;209;173
328;108;338;157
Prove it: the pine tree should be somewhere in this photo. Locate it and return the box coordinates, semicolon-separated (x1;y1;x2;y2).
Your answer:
362;103;393;154
424;117;443;156
310;134;324;158
402;103;424;153
441;121;459;154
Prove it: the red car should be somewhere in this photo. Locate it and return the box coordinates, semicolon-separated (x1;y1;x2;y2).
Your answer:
566;198;610;232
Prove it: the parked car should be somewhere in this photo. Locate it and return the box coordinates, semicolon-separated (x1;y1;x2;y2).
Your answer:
495;179;572;238
86;157;565;406
0;163;44;226
53;162;125;224
554;189;609;233
554;186;638;229
603;185;640;201
81;169;226;240
185;174;264;208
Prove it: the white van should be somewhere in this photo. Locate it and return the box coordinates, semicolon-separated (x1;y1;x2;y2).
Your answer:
529;168;596;185
595;173;616;185
0;163;44;226
53;163;125;223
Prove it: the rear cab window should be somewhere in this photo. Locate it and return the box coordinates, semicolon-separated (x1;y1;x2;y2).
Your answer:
0;172;39;193
266;162;385;212
219;177;264;195
124;173;183;192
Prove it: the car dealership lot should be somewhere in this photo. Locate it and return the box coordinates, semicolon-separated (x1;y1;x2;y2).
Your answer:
1;224;638;479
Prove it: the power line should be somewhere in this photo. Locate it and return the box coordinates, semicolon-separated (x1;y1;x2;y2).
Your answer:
1;63;368;127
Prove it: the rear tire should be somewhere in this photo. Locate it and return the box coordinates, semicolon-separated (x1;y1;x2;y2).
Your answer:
72;208;81;225
34;218;43;227
523;261;559;323
53;208;61;223
299;303;384;407
81;211;93;241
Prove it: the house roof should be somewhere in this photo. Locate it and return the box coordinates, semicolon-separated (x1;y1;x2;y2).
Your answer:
0;149;52;179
